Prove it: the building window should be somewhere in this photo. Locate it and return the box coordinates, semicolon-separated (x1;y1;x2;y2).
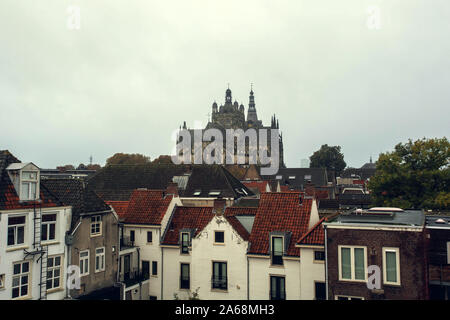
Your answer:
336;295;364;300
7;216;25;246
130;230;135;243
152;261;158;276
304;175;312;182
41;214;57;241
214;231;225;244
181;232;189;254
147;231;152;243
339;246;367;281
180;263;190;289
314;250;325;262
447;242;450;264
90;215;102;236
20;171;38;201
270;276;286;300
0;274;4;289
12;261;30;299
79;250;89;276
383;247;400;285
271;236;283;265
315;282;326;300
142;261;150;279
95;247;105;272
212;262;227;290
47;256;62;290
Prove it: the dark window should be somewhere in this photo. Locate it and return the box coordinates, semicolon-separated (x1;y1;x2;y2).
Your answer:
270;276;285;300
130;230;135;243
271;236;283;265
181;233;189;254
314;251;325;261
180;264;190;289
142;261;150;279
152;261;157;276
149;296;157;300
147;231;152;243
212;262;227;290
315;282;326;300
215;231;224;243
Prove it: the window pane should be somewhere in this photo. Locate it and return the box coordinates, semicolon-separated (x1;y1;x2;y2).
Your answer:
354;248;365;280
9;216;26;225
8;227;15;245
42;214;56;222
21;183;29;199
273;237;283;253
30;182;36;199
48;257;54;267
49;224;56;240
341;248;351;279
17;226;24;244
55;256;61;266
386;251;397;283
22;262;29;273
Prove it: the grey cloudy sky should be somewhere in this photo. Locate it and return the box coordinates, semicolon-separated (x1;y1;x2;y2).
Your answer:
1;0;449;169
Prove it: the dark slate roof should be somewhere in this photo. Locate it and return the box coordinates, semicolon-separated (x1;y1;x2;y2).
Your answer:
341;167;376;180
327;208;425;227
425;215;450;229
42;179;111;231
88;164;253;201
0;151;64;211
260;168;329;190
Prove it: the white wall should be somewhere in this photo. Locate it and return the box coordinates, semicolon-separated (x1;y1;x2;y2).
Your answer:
0;207;71;300
299;247;325;300
248;256;301;300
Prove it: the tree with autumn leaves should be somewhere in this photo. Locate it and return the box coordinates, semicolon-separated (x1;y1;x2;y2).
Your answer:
369;137;450;210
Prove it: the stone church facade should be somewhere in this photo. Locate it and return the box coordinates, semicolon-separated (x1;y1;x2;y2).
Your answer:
177;87;285;168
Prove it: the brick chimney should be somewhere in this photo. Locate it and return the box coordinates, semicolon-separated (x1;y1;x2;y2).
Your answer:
213;197;226;216
166;182;179;196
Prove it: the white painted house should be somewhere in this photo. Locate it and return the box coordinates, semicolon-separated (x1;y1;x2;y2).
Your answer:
0;154;72;300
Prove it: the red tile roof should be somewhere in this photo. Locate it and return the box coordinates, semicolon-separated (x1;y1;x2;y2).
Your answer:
0;181;62;210
248;192;313;257
106;201;129;220
161;206;214;245
242;181;269;194
224;207;258;241
123;189;173;225
296;217;326;246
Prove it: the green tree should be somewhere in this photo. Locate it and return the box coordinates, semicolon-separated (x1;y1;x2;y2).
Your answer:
368;137;450;210
309;144;346;176
106;153;151;166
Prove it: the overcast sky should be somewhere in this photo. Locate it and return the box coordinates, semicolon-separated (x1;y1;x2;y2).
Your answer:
1;0;449;169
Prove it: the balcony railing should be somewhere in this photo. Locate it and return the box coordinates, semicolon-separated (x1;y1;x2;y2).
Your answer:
120;236;136;250
211;276;227;290
123;270;150;288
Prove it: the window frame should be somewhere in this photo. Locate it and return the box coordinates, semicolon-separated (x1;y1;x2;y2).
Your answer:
152;261;158;277
180;263;190;290
7;215;26;247
20;170;39;201
12;261;31;299
41;213;57;242
147;231;153;243
79;250;90;277
212;261;227;291
95;247;105;273
181;232;190;254
214;231;225;244
271;236;284;266
46;255;62;291
314;250;325;263
382;247;401;286
338;245;367;282
270;275;286;300
90;215;102;236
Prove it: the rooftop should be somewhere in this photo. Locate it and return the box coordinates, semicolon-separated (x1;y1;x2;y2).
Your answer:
425;215;450;229
325;207;425;228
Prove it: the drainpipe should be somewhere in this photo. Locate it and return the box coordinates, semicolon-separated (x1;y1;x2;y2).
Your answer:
161;246;164;300
324;224;329;300
247;254;250;300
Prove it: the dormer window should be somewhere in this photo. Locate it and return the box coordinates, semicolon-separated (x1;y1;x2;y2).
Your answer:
193;190;201;196
6;163;40;201
181;232;190;254
271;236;284;265
208;190;221;197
